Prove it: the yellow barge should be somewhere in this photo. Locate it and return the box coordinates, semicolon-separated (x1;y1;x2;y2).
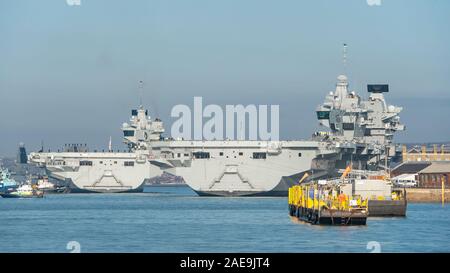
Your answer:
288;184;368;225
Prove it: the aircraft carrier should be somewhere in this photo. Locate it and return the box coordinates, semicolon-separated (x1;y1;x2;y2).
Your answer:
28;74;404;195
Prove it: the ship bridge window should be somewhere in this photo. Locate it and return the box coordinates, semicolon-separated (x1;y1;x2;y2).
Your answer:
80;160;93;166
193;152;210;159
343;123;355;130
124;161;134;167
316;111;330;120
253;152;267;159
124;130;135;137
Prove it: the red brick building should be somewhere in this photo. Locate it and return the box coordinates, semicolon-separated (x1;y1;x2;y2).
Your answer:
417;162;450;188
391;161;430;178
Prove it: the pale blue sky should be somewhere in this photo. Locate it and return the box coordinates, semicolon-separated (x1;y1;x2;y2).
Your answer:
1;0;449;156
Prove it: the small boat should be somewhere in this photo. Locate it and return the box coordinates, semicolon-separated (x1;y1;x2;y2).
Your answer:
24;175;68;194
0;184;44;198
336;167;407;217
36;175;58;193
0;168;19;193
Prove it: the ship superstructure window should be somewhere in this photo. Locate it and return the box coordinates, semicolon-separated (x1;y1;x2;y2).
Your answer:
342;123;355;130
239;152;243;156
219;152;224;156
253;152;267;159
316;111;330;120
177;153;181;158
184;153;189;157
80;160;93;166
193;152;210;159
52;160;65;166
124;161;134;167
298;153;302;157
123;130;135;137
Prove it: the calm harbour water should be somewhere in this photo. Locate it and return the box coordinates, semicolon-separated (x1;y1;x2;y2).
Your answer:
0;185;449;253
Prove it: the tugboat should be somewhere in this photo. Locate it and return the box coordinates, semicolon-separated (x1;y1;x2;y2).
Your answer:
35;175;58;193
24;175;68;194
0;184;44;198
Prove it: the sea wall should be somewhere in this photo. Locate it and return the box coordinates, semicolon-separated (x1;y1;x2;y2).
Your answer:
395;188;450;203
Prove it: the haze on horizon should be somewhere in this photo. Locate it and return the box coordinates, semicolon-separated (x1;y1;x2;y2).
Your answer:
1;0;450;156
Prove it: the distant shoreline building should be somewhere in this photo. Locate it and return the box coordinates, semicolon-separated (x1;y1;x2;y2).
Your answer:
402;144;450;162
417;162;450;188
392;144;450;188
16;143;28;164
